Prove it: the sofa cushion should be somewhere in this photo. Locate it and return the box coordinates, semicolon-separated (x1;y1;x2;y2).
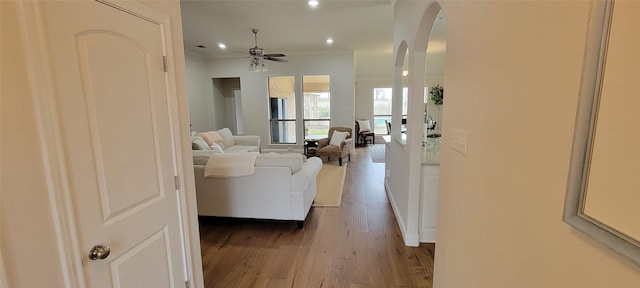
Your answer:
216;128;236;149
192;135;211;150
255;153;304;173
233;135;261;147
192;150;214;165
318;145;340;154
195;151;303;172
224;145;259;153
329;131;349;147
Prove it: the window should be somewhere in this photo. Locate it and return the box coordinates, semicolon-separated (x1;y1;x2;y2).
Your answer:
268;76;296;144
303;75;330;139
373;88;392;134
269;75;331;144
373;87;408;134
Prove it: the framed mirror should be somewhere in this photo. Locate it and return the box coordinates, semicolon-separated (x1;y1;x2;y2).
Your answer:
564;0;640;266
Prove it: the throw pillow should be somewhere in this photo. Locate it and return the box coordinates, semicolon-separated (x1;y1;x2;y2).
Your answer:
198;131;223;146
329;131;349;147
216;128;236;149
209;142;224;153
357;120;372;132
191;136;210;150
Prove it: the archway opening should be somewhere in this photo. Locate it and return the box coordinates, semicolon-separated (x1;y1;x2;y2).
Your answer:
422;10;446;163
392;41;409;143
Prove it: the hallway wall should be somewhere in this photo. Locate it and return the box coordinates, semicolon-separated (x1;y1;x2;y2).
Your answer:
392;1;640;287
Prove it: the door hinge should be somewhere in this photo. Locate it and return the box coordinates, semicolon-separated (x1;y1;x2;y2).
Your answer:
174;175;179;190
185;280;190;288
163;56;168;72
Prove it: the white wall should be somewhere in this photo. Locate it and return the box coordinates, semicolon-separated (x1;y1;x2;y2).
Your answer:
355;79;391;122
356;51;393;81
198;51;355;148
185;50;215;133
1;2;67;286
391;0;640;287
210;78;227;130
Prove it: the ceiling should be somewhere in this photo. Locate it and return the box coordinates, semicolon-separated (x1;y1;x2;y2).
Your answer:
180;1;446;79
180;0;394;78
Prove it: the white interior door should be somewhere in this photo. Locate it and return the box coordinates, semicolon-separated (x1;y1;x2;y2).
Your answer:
234;89;245;135
223;96;237;134
40;1;186;287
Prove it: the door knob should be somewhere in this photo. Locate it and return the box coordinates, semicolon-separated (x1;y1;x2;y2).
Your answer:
88;244;111;260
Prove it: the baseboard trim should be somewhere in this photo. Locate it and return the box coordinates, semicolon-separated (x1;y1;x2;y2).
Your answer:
384;181;420;247
420;228;436;243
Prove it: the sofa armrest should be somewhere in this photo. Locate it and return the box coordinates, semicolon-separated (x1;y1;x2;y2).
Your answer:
290;157;322;192
317;138;330;149
341;138;352;151
233;135;261;146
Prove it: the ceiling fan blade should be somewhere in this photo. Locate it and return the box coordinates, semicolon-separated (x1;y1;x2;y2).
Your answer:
249;29;287;63
265;57;288;62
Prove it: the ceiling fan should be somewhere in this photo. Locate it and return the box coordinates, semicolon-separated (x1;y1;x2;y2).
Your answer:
248;28;286;72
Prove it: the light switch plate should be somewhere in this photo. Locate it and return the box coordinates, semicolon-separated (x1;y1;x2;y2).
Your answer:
450;128;468;155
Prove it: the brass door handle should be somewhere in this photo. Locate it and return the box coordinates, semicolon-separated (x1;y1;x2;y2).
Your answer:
88;244;110;260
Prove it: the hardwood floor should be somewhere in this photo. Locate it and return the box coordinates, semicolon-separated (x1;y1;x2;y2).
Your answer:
198;145;435;288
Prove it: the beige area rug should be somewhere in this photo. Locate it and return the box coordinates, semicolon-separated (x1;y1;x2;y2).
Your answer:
313;161;347;207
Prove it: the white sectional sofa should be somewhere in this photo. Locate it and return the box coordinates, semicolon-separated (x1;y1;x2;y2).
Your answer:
192;151;322;227
192;128;260;153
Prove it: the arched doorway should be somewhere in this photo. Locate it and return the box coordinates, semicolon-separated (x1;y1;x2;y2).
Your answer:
417;6;447;243
385;3;447;247
398;2;447;244
392;41;409;143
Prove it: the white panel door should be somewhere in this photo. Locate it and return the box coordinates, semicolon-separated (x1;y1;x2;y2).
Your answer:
234;90;245;135
40;1;186;287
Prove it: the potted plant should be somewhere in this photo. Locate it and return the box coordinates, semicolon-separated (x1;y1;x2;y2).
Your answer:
429;84;444;105
428;85;444;131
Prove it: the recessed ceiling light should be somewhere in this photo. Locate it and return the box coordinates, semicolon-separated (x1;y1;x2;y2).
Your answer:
218;43;227;49
308;0;319;8
196;45;207;49
326;38;333;45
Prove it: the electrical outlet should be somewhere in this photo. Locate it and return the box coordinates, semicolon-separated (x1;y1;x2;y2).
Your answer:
450;128;468;155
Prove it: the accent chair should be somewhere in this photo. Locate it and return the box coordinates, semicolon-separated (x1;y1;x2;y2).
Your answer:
316;127;352;166
355;119;375;146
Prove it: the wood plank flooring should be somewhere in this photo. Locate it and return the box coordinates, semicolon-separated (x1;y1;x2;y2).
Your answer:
199;145;435;288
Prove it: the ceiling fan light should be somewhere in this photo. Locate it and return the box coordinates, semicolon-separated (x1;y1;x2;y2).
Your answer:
247;28;284;72
326;38;333;45
308;0;319;7
249;58;268;73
